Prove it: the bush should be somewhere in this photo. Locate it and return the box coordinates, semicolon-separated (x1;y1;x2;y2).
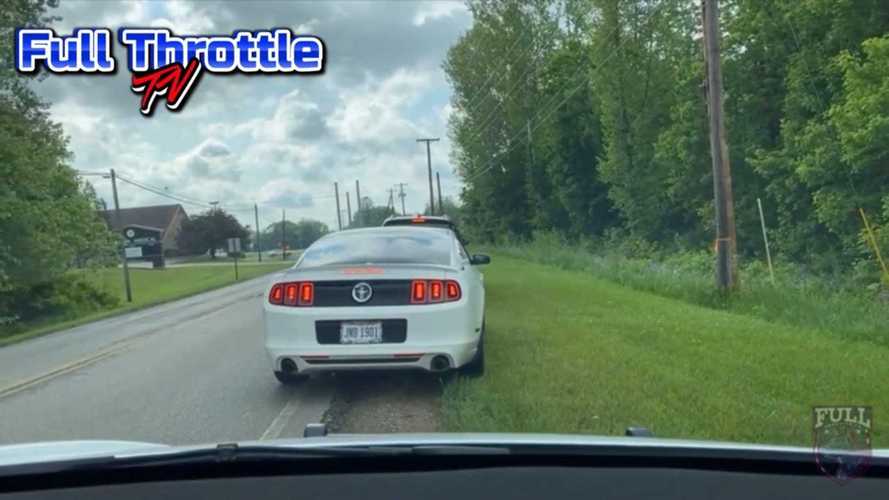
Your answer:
0;273;119;330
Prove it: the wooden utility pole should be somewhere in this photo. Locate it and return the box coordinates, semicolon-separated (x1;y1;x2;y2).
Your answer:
416;138;439;215
346;191;352;227
355;179;362;227
436;172;444;216
334;182;342;231
396;183;407;215
702;0;738;290
281;209;286;261
110;169;132;302
254;203;262;262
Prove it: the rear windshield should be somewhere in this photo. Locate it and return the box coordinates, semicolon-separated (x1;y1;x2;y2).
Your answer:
299;230;453;267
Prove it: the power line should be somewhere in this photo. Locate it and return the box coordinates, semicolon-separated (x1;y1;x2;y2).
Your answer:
116;172;341;212
462;56;540;146
461;7;658;185
116;174;214;206
115;175;214;208
460;29;532;117
459;6;594;148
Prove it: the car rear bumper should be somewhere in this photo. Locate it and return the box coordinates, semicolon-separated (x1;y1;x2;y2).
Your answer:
267;341;478;373
263;301;481;373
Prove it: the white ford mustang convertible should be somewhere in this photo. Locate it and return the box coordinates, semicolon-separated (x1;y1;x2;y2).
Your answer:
263;226;489;383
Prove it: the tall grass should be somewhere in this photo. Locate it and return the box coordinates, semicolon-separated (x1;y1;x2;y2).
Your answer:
492;232;889;347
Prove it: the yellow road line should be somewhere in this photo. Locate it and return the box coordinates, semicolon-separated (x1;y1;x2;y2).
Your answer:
0;340;136;400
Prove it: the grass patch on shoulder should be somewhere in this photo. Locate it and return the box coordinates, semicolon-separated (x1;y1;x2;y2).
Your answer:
443;254;889;447
493;235;889;347
0;262;291;347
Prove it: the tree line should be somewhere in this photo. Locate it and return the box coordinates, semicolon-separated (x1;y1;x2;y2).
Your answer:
1;0;121;325
446;0;889;274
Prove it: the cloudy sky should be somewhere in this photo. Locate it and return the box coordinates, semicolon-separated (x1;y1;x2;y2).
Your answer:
36;0;472;230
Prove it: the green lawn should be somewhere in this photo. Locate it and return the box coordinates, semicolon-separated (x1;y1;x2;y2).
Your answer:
443;254;889;447
174;252;300;264
0;262;292;347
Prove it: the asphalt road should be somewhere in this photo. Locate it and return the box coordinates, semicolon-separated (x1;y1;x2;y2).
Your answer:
0;275;335;446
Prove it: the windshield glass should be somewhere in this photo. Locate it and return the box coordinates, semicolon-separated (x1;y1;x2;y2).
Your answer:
1;0;887;472
299;231;453;267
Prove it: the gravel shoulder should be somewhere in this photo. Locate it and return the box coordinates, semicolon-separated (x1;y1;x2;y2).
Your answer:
324;371;443;433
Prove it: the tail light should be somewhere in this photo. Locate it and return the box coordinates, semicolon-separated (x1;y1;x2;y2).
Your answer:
410;280;461;304
446;281;461;301
299;282;314;305
411;280;427;303
429;280;443;302
269;284;284;304
269;281;314;307
284;283;298;305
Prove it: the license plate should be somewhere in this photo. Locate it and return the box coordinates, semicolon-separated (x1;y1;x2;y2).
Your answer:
339;321;383;344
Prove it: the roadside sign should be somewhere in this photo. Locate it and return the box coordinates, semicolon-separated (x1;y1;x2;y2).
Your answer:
227;238;241;281
124;246;143;258
227;238;241;254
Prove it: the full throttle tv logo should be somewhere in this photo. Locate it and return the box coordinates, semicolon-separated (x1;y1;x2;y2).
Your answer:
15;28;325;116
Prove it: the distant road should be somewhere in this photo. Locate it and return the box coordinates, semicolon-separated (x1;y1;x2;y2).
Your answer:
0;275;333;445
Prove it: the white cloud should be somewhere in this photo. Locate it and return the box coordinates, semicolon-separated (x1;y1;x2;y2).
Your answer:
100;1;152;28
327;67;432;142
413;1;467;26
151;0;218;33
258;180;316;208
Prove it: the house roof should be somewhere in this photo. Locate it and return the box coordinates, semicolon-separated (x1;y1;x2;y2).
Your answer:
98;204;187;236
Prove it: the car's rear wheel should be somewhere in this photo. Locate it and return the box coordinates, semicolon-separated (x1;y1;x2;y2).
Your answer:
461;320;485;377
274;370;309;385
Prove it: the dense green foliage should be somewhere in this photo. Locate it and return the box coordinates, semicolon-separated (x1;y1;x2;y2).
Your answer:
259;218;329;251
177;208;250;258
345;199;397;229
446;0;889;279
0;0;118;325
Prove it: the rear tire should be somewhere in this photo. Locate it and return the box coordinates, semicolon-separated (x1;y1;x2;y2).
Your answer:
462;321;485;377
274;371;309;385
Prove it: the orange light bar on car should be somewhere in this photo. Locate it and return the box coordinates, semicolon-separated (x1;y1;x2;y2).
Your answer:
411;215;426;223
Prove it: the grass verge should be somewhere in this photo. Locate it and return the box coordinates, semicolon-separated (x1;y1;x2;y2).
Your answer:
493;235;889;348
173;252;300;264
443;253;889;447
0;262;291;348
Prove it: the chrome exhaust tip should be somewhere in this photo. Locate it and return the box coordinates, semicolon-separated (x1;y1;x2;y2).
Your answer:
430;355;450;372
281;358;298;374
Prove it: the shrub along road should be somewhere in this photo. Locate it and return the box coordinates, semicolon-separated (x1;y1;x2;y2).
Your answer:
443;254;889;447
